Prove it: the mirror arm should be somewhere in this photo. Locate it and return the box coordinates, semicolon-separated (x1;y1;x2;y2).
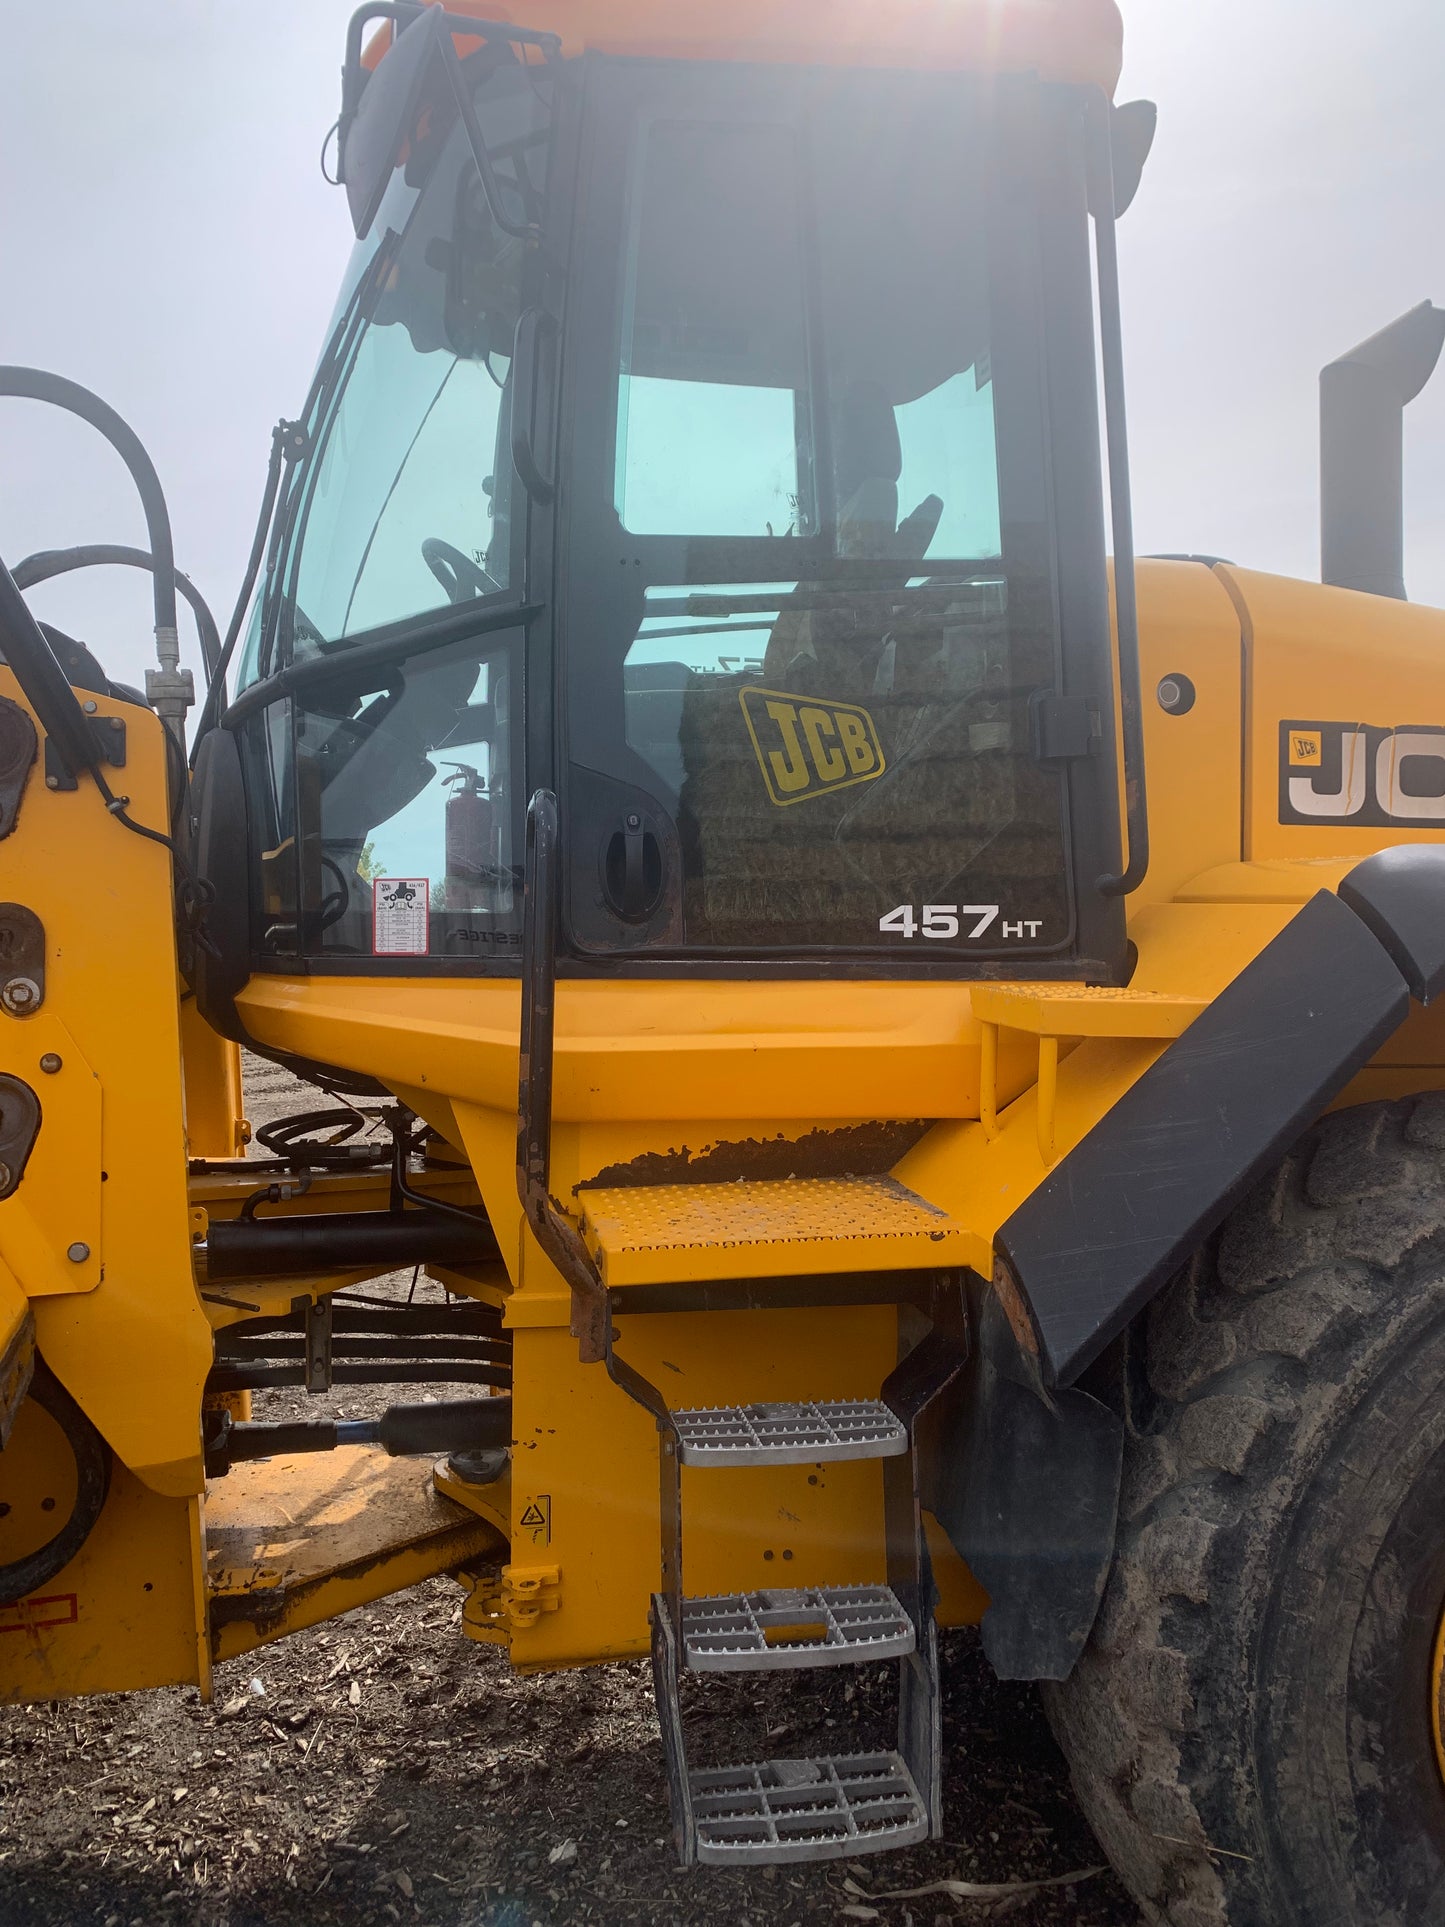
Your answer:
433;16;540;242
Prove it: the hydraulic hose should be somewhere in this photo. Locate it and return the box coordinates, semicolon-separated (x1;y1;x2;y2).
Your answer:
0;368;178;649
0;553;102;779
13;544;220;682
190;418;305;754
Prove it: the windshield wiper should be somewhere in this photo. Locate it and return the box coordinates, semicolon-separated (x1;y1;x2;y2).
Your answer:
257;241;398;680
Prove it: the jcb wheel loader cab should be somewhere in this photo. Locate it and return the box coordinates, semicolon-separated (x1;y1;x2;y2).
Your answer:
214;0;1133;991
19;0;1445;1919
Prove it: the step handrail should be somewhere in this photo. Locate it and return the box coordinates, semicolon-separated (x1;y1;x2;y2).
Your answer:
516;788;615;1361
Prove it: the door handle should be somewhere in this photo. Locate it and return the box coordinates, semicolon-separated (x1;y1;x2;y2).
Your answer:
511;307;557;506
603;813;663;922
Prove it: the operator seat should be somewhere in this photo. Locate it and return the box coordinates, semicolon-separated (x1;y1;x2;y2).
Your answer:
762;379;941;693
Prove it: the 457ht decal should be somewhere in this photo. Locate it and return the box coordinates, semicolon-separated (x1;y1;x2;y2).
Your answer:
878;904;1044;941
1280;721;1445;825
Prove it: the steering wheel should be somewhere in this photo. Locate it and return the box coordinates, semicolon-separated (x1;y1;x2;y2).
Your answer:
318;856;355;932
422;537;502;604
284;601;327;656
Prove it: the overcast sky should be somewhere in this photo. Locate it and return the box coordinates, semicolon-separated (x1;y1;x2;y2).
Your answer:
1;1;1442;694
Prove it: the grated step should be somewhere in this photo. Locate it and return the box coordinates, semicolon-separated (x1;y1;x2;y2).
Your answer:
672;1398;907;1468
682;1585;914;1672
689;1752;929;1865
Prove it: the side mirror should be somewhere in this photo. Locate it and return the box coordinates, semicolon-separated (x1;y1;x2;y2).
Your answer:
337;4;560;245
339;5;442;241
1110;100;1158;218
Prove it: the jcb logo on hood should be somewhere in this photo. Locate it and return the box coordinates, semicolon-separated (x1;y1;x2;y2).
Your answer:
740;687;885;807
1280;720;1445;825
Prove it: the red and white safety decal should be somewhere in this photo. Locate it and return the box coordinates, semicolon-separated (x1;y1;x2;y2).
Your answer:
372;878;429;955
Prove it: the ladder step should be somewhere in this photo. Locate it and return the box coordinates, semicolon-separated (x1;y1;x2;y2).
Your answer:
689;1752;929;1865
682;1585;914;1672
673;1398;907;1467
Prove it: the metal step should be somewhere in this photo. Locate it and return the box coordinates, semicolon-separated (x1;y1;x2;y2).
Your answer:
689;1752;929;1865
682;1584;914;1672
672;1398;907;1467
578;1171;981;1286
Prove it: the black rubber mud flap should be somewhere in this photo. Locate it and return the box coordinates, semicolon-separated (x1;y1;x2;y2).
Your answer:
934;1289;1123;1681
998;888;1410;1389
947;868;1445;1680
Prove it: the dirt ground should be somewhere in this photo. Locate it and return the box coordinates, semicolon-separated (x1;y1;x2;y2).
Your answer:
0;1061;1140;1927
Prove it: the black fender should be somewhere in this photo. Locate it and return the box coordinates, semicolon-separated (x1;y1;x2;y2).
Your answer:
938;845;1445;1679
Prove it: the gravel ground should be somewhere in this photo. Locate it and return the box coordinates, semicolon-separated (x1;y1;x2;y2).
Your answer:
0;1060;1140;1927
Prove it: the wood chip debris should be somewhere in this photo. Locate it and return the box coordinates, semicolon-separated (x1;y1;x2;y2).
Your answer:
844;1865;1106;1904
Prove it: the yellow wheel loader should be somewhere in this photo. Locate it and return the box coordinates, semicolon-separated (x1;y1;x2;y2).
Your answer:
3;2;1445;1918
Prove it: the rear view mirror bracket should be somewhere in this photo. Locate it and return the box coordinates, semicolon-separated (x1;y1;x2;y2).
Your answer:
338;2;561;243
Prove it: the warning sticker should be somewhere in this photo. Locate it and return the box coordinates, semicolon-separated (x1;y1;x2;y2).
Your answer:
519;1495;551;1546
0;1593;78;1635
372;878;429;955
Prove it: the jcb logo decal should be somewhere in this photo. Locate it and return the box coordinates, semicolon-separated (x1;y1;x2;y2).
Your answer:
739;687;885;807
1280;720;1445;825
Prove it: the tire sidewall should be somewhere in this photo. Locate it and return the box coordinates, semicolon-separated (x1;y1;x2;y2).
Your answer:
1219;1284;1445;1923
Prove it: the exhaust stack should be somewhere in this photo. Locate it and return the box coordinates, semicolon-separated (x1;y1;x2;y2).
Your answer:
1321;300;1445;600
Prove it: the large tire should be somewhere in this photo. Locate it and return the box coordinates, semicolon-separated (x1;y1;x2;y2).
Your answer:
1045;1096;1445;1926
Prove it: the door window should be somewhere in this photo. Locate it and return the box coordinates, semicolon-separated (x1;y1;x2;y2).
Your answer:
272;630;523;963
564;69;1071;958
614;119;814;540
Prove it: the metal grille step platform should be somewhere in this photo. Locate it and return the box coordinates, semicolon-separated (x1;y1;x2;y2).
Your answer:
579;1173;982;1286
682;1584;915;1672
689;1752;929;1865
673;1398;907;1467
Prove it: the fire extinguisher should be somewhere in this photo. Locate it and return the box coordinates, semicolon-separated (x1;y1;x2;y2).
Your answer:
442;763;493;887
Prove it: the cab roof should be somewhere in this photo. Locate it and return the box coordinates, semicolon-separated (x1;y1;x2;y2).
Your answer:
420;0;1124;92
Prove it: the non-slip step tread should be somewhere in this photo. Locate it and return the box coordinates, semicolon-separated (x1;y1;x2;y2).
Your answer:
682;1584;914;1672
689;1751;929;1865
579;1173;978;1286
672;1398;907;1467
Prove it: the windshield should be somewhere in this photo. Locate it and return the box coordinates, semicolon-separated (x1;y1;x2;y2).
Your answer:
249;53;550;682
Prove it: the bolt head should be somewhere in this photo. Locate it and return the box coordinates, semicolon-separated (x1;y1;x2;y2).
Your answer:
45;776;59;790
1;977;40;1016
66;1242;90;1264
82;699;98;714
38;1053;62;1074
0;1164;13;1192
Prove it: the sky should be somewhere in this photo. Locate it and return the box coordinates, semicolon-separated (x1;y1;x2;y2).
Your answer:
0;0;1442;697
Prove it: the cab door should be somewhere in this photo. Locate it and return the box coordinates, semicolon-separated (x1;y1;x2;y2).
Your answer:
555;58;1126;978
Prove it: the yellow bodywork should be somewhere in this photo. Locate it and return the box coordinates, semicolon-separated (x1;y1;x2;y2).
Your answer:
4;556;1445;1696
